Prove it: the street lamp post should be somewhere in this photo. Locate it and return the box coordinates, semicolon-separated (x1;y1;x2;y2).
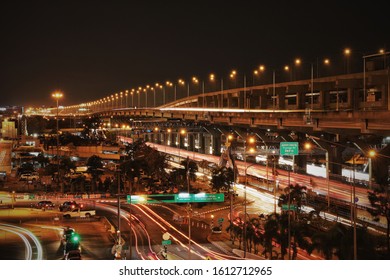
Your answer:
304;138;330;209
52;91;63;192
272;70;276;111
186;157;192;260
116;165;122;250
243;135;255;258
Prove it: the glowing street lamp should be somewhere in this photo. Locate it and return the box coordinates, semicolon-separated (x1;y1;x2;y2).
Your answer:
344;48;351;74
52;91;63;192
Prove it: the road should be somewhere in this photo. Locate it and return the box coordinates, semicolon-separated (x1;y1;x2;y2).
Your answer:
0;206;114;260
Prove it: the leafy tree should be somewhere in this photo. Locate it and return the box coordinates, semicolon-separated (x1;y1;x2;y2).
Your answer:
171;157;198;191
35;153;50;168
310;222;379;260
86;155;104;192
17;163;35;175
278;183;307;215
262;214;281;259
60;156;76;174
210;166;234;193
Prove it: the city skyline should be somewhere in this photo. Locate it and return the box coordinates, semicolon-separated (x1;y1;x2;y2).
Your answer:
1;1;389;107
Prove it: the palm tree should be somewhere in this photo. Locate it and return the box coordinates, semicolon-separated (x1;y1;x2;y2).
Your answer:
226;217;243;246
86;155;104;192
210;166;234;193
170;157;198;192
262;214;281;259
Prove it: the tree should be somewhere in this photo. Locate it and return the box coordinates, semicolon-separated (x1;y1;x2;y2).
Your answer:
170;157;198;192
262;214;281;259
35;153;49;168
86;155;104;192
60;156;76;174
278;183;307;215
210;166;234;193
310;222;379;260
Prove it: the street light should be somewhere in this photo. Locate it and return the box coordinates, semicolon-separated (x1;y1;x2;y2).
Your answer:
253;65;265;86
186;156;192;260
52;91;63;192
304;140;330;208
243;134;255;258
304;135;368;259
344;48;351;74
294;58;314;109
178;128;186;160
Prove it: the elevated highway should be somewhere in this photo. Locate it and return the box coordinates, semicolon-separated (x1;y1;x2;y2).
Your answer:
53;69;390;135
23;68;390;188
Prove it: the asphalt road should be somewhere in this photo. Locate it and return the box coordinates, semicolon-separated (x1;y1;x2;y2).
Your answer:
0;207;114;260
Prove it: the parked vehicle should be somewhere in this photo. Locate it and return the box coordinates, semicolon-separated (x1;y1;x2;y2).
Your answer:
63;208;96;219
65;171;92;181
65;172;85;179
35;200;55;209
19;172;39;181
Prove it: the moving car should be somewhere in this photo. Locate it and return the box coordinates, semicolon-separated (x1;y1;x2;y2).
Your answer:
59;201;79;212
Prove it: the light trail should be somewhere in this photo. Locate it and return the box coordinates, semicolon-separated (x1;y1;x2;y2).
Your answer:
0;223;43;260
96;202;159;260
137;204;243;260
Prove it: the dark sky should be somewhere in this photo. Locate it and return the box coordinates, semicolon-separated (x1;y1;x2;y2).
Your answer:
1;0;389;107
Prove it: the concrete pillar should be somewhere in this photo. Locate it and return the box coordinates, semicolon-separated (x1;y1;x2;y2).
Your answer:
227;93;233;108
259;93;267;109
318;90;325;109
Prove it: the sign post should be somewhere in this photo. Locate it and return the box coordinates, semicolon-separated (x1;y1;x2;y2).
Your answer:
280;141;299;260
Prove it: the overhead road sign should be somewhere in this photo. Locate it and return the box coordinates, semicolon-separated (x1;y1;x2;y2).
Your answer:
127;193;224;204
280;142;299;156
281;204;297;211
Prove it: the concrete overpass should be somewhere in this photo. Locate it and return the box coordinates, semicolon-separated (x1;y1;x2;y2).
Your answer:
56;69;390;136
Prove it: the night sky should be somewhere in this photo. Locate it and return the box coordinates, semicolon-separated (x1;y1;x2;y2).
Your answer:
1;1;389;107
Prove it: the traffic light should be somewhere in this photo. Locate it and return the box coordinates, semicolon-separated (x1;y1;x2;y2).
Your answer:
246;136;256;154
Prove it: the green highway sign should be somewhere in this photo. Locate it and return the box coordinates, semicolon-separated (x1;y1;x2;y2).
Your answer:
282;204;297;211
280;142;299;156
162;240;172;245
127;193;225;204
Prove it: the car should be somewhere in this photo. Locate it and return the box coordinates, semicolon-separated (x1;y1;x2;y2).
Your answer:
64;250;81;260
65;172;85;179
19;173;39;181
59;201;79;212
35;200;55;209
211;226;222;234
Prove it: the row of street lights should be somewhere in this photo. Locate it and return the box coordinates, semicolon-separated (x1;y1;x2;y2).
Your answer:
58;47;388;115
